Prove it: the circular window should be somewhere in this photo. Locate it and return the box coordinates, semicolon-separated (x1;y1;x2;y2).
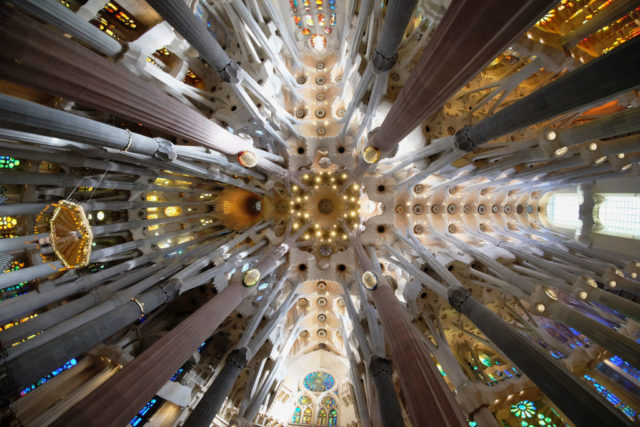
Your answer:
303;371;335;392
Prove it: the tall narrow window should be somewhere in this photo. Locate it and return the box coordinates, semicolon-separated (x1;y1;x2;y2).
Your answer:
546;193;580;230
302;407;313;424
292;407;301;423
317;408;328;425
329;409;338;426
596;195;640;239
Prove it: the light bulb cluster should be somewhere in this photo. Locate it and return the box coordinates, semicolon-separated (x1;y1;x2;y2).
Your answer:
289;171;361;244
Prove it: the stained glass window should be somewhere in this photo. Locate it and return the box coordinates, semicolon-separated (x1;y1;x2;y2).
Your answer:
597;195;640;239
329;409;338;426
330;12;336;25
20;358;78;396
318;408;328;425
303;371;335;392
479;353;492;367
584;374;638;421
318;14;326;26
302;28;311;35
511;400;536;418
321;396;336;407
0;216;17;231
546;193;579;230
299;395;312;405
305;15;314;26
292;407;301;423
0;156;20;168
302;407;312;424
294;16;302;27
130;397;163;427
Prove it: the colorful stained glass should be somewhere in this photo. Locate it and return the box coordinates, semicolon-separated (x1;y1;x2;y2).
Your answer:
302;28;311;35
294;16;302;27
130;397;162;427
321;396;336;407
302;407;312;424
20;358;78;396
0;216;17;231
311;33;327;50
303;371;335;392
318;14;326;26
584;374;638;421
324;27;332;34
511;400;536;418
289;0;298;10
329;409;338;426
299;395;312;405
0;156;20;168
303;0;310;7
479;353;492;367
292;407;302;423
305;14;314;26
318;408;328;425
330;12;336;25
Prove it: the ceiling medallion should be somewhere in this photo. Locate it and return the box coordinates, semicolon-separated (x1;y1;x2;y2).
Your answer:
317;297;328;307
317;313;327;322
290;171;361;246
362;271;378;290
237;150;257;168
242;268;261;287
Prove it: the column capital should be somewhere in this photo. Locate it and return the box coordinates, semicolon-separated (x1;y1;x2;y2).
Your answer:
219;62;240;84
371;49;397;72
369;356;393;377
454;126;476;152
448;286;471;312
228;347;249;370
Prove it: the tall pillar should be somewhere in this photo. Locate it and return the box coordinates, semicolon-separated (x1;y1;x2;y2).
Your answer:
184;281;298;427
455;36;640;152
530;287;640;368
560;0;640;51
52;243;290;427
359;0;555;166
0;94;175;161
1;285;170;404
0;9;287;179
448;287;633;426
370;281;466;426
184;348;249;427
368;356;404;427
342;0;418;133
11;0;123;57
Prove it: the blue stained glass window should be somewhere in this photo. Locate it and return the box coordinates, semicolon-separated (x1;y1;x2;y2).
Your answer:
583;374;638;421
292;407;302;423
20;358;78;396
130;397;162;426
303;371;335;392
328;408;338;426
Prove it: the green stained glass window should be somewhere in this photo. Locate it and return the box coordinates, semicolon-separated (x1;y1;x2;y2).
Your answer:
511;400;536;419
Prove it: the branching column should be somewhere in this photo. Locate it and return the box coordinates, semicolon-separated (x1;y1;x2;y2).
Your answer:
0;9;287;179
52;243;290;427
448;287;634;426
355;0;555;171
